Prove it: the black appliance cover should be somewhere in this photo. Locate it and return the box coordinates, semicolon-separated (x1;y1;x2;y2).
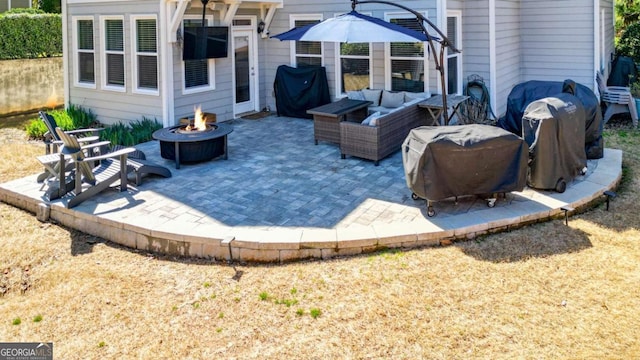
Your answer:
273;65;331;119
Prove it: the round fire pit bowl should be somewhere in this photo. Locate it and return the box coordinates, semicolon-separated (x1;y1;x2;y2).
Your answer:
152;122;233;169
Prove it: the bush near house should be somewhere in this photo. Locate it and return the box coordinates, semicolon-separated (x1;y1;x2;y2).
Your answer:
0;10;62;59
26;105;162;147
99;118;163;147
25;105;98;139
616;21;640;64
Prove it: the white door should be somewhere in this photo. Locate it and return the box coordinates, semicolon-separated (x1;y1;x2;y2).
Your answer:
232;27;257;115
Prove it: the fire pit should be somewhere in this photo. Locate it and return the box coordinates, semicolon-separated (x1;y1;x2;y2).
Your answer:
152;107;233;169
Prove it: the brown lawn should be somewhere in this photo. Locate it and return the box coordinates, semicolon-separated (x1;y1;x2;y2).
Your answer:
0;116;638;359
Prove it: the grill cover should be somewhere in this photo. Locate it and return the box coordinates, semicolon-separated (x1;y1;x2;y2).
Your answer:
497;80;603;159
523;94;587;191
273;65;330;119
402;124;528;201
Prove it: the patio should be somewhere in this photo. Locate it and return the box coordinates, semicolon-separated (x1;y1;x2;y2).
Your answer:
0;115;622;262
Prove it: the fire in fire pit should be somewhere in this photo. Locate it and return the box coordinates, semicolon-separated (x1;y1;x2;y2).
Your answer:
182;106;209;132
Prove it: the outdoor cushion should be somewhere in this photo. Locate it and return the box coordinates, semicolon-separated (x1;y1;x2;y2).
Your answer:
403;97;424;107
361;111;381;126
368;112;385;126
404;91;431;102
347;90;366;101
381;90;405;108
362;89;382;106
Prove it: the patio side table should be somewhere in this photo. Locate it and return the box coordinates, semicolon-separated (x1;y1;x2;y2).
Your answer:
419;95;470;126
307;98;372;145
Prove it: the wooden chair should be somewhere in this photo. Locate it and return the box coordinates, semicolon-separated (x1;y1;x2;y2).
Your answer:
48;127;135;208
36;111;106;183
39;111;104;154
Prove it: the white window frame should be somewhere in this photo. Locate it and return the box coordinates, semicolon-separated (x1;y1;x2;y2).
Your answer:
72;16;96;89
334;12;372;97
131;15;159;96
100;15;126;92
289;14;323;67
446;10;462;95
384;11;429;92
181;14;216;95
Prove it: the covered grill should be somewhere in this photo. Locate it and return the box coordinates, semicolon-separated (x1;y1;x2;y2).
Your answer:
522;93;587;192
402;124;528;217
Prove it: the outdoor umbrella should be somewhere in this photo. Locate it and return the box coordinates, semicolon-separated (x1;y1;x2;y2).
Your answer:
271;11;436;43
271;0;460;122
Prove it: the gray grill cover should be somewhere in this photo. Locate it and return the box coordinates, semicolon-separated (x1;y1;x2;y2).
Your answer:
402;124;528;201
523;94;587;190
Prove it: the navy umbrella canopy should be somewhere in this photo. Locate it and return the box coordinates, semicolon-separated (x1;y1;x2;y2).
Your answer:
271;11;438;43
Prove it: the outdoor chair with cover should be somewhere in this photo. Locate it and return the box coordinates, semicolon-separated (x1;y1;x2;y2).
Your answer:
49;127;135;208
596;72;638;128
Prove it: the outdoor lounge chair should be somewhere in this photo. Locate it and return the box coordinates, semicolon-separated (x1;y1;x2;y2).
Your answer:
47;127;136;208
596;72;638;128
39;111;104;154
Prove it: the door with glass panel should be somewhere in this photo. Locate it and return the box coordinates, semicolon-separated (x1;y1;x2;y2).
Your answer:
232;27;257;114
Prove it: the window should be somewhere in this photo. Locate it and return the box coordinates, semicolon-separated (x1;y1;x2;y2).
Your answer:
385;13;427;92
290;14;323;67
102;16;125;91
338;43;371;94
73;17;95;87
446;11;462;95
335;13;372;95
182;17;215;93
132;16;158;94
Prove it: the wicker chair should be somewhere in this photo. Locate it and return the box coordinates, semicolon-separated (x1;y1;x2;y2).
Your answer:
340;104;435;165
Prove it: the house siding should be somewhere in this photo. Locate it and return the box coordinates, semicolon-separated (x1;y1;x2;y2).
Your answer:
494;0;520;116
66;1;163;126
520;0;594;87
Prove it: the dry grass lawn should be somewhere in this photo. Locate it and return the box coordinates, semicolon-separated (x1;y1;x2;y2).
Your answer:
0;115;639;359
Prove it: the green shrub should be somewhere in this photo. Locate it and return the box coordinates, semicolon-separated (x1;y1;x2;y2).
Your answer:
617;22;640;64
4;8;45;15
25;105;96;139
0;13;62;59
99;117;161;146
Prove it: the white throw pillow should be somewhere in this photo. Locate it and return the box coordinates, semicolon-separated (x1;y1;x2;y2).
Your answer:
347;90;366;101
361;89;382;106
381;91;405;108
404;91;431;102
361;111;381;126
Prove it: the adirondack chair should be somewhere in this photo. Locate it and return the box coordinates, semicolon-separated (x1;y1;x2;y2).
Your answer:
50;127;135;208
36;111;106;183
39;111;104;154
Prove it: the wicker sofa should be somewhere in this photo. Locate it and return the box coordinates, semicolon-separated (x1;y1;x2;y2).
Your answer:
340;100;435;165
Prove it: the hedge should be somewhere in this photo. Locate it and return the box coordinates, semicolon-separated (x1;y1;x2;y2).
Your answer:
0;12;62;59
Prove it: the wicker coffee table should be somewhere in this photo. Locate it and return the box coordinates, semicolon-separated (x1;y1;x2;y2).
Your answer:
307;98;372;145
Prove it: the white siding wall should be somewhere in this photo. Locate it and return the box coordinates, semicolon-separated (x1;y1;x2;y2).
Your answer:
600;0;615;76
67;1;163;126
520;0;594;87
494;0;520;116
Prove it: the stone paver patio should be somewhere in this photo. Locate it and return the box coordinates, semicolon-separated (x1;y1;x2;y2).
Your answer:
0;115;622;262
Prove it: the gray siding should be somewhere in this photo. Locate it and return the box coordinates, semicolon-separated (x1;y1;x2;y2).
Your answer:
520;0;594;87
494;0;520;116
67;1;163;126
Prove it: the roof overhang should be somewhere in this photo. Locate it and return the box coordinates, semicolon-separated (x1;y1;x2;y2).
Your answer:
167;0;282;42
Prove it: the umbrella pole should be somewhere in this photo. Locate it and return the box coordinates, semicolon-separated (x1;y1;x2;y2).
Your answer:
352;0;459;123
